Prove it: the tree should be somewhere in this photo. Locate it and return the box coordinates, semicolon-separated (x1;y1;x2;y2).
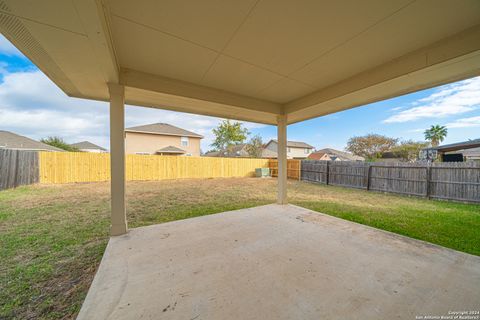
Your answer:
346;134;398;160
211;120;249;151
245;135;264;158
391;140;429;162
41;136;78;152
424;125;447;147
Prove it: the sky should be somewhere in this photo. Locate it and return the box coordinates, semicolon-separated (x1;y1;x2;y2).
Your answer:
1;34;479;152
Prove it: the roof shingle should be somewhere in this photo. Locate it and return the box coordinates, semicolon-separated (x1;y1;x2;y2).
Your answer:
0;130;63;152
156;145;186;154
125;123;203;138
313;148;364;161
70;141;106;150
270;139;314;149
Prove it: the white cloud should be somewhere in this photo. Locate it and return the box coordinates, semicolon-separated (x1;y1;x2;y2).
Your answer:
383;77;480;123
446;116;480;129
407;128;426;133
0;69;266;151
0;35;24;57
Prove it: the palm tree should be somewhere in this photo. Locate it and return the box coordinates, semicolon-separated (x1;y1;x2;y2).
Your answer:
424;125;448;147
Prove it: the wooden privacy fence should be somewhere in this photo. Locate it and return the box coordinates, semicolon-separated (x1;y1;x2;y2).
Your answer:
268;159;301;180
39;152;270;184
2;150;478;203
0;149;39;190
301;160;480;203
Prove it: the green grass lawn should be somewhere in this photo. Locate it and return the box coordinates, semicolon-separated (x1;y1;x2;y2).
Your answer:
1;178;479;319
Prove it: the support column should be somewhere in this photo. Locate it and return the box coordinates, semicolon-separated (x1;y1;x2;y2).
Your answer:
277;114;287;204
108;83;127;236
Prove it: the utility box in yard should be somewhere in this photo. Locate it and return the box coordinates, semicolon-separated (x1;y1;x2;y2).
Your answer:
255;168;270;178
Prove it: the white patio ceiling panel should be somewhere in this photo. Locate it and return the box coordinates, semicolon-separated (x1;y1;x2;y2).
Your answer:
221;0;411;77
1;0;85;34
290;0;480;88
108;0;259;52
255;78;316;104
201;55;285;100
1;0;479;125
110;14;219;84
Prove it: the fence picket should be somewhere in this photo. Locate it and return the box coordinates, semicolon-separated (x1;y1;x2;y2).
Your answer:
0;149;39;190
301;160;480;203
2;150;479;203
38;152;269;184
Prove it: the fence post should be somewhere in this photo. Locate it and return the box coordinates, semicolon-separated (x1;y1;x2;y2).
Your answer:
425;165;431;199
325;161;329;185
298;160;301;181
366;164;372;190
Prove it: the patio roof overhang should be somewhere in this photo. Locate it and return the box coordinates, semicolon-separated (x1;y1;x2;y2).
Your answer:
1;0;479;125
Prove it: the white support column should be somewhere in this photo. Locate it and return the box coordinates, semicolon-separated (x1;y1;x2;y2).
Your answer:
108;83;127;236
277;114;287;204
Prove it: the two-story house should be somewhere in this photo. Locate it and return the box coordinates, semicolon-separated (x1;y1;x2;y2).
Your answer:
263;139;314;159
125;123;203;156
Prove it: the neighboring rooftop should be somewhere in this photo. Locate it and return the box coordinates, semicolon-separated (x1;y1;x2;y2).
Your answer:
219;144;249;157
269;139;314;149
261;148;278;159
203;144;249;158
0;130;63;152
203;150;221;157
431;138;480;152
308;151;329;160
70;141;106;151
156;146;186;154
125;123;203;138
314;148;365;161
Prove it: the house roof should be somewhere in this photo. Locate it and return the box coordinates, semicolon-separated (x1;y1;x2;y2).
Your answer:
432;138;480;152
203;144;248;157
269;140;314;149
307;152;329;160
261;148;278;159
70;141;106;151
314;148;365;161
204;150;221;157
221;144;249;157
381;152;400;159
125;123;203;138
156;145;186;154
0;130;63;152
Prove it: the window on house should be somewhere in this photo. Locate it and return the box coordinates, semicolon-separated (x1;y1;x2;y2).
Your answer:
287;147;291;153
181;137;189;147
305;148;310;154
135;152;150;155
185;153;192;156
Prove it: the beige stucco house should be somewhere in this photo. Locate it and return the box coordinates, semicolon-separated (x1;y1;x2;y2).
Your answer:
125;123;203;156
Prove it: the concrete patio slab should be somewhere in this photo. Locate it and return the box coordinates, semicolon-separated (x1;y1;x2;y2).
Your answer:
77;204;480;320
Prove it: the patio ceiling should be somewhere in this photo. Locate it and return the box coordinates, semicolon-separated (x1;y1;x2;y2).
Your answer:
1;0;480;124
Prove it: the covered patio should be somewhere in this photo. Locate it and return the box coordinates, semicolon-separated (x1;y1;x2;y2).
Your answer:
1;0;480;318
78;204;480;319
